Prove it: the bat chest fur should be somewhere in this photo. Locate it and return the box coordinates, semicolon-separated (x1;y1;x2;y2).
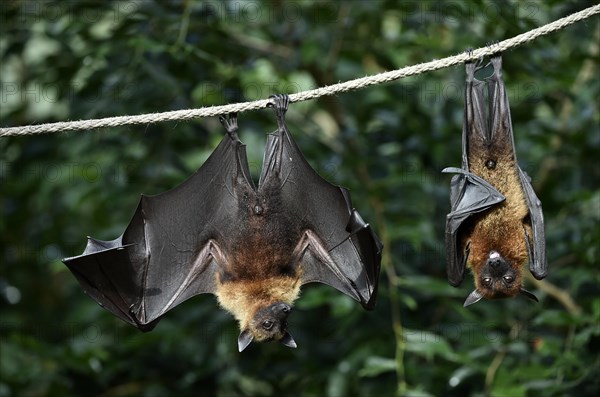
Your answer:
215;272;302;331
466;152;530;276
226;211;297;279
214;189;303;328
215;182;299;280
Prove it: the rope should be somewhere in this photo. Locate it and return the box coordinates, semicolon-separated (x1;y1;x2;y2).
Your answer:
1;4;598;137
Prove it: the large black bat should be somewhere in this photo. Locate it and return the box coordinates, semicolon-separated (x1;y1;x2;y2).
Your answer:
442;52;547;307
63;94;382;351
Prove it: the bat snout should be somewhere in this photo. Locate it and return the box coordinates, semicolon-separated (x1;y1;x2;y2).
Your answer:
485;252;509;277
488;251;502;265
257;302;293;326
277;303;292;314
488;257;503;269
478;252;520;300
265;302;292;318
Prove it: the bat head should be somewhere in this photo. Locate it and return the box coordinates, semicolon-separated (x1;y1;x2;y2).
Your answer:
464;251;538;307
237;301;297;352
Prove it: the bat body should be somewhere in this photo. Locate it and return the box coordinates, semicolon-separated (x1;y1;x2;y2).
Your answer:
63;95;382;351
443;53;547;307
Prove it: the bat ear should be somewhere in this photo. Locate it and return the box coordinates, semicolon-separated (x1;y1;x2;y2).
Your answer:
238;329;254;352
279;331;297;349
519;288;539;302
463;289;484;307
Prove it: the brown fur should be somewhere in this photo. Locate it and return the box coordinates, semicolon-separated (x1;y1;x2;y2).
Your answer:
216;275;301;340
213;180;304;341
465;125;530;299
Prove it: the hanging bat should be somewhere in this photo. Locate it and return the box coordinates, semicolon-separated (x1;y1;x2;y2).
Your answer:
442;52;547;307
63;94;382;351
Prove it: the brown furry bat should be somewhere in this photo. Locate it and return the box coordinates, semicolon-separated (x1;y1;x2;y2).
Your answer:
443;53;547;307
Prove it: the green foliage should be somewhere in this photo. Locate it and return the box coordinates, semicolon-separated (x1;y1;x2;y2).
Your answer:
1;1;598;396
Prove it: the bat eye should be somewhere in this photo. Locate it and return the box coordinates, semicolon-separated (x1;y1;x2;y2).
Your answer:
503;276;514;283
262;320;274;330
482;277;492;286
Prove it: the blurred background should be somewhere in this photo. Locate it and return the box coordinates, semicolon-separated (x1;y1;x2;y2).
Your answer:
1;1;598;396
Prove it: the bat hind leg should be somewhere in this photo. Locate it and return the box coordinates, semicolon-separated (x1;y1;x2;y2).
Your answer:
486;40;501;57
268;94;290;128
219;113;239;139
464;47;484;69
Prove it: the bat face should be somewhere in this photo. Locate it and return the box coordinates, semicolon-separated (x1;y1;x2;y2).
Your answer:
216;272;302;351
443;53;546;307
473;251;521;300
238;302;297;352
464;250;538;306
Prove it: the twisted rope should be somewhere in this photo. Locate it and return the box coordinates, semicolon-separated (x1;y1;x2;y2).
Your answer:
1;4;598;137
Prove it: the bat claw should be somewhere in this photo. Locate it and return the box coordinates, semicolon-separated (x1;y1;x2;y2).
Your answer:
219;113;238;138
487;40;502;60
464;48;484;69
464;47;474;63
268;94;290;114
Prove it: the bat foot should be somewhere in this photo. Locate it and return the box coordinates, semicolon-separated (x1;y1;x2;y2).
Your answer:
464;47;484;71
268;94;290;115
464;47;474;62
489;52;503;75
486;40;500;49
486;40;502;62
219;113;239;138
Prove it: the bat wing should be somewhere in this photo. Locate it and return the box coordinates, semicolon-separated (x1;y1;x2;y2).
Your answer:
62;235;153;328
441;167;505;286
487;55;548;280
63;115;253;330
259;95;382;309
519;168;547;279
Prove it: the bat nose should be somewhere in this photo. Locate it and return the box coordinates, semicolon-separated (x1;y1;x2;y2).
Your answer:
278;303;291;314
489;258;502;268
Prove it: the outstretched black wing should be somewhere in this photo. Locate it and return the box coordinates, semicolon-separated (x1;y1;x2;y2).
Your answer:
259;95;382;309
63;115;253;330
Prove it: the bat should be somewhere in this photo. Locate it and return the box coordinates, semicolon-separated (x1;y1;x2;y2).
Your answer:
442;52;547;307
63;94;382;351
